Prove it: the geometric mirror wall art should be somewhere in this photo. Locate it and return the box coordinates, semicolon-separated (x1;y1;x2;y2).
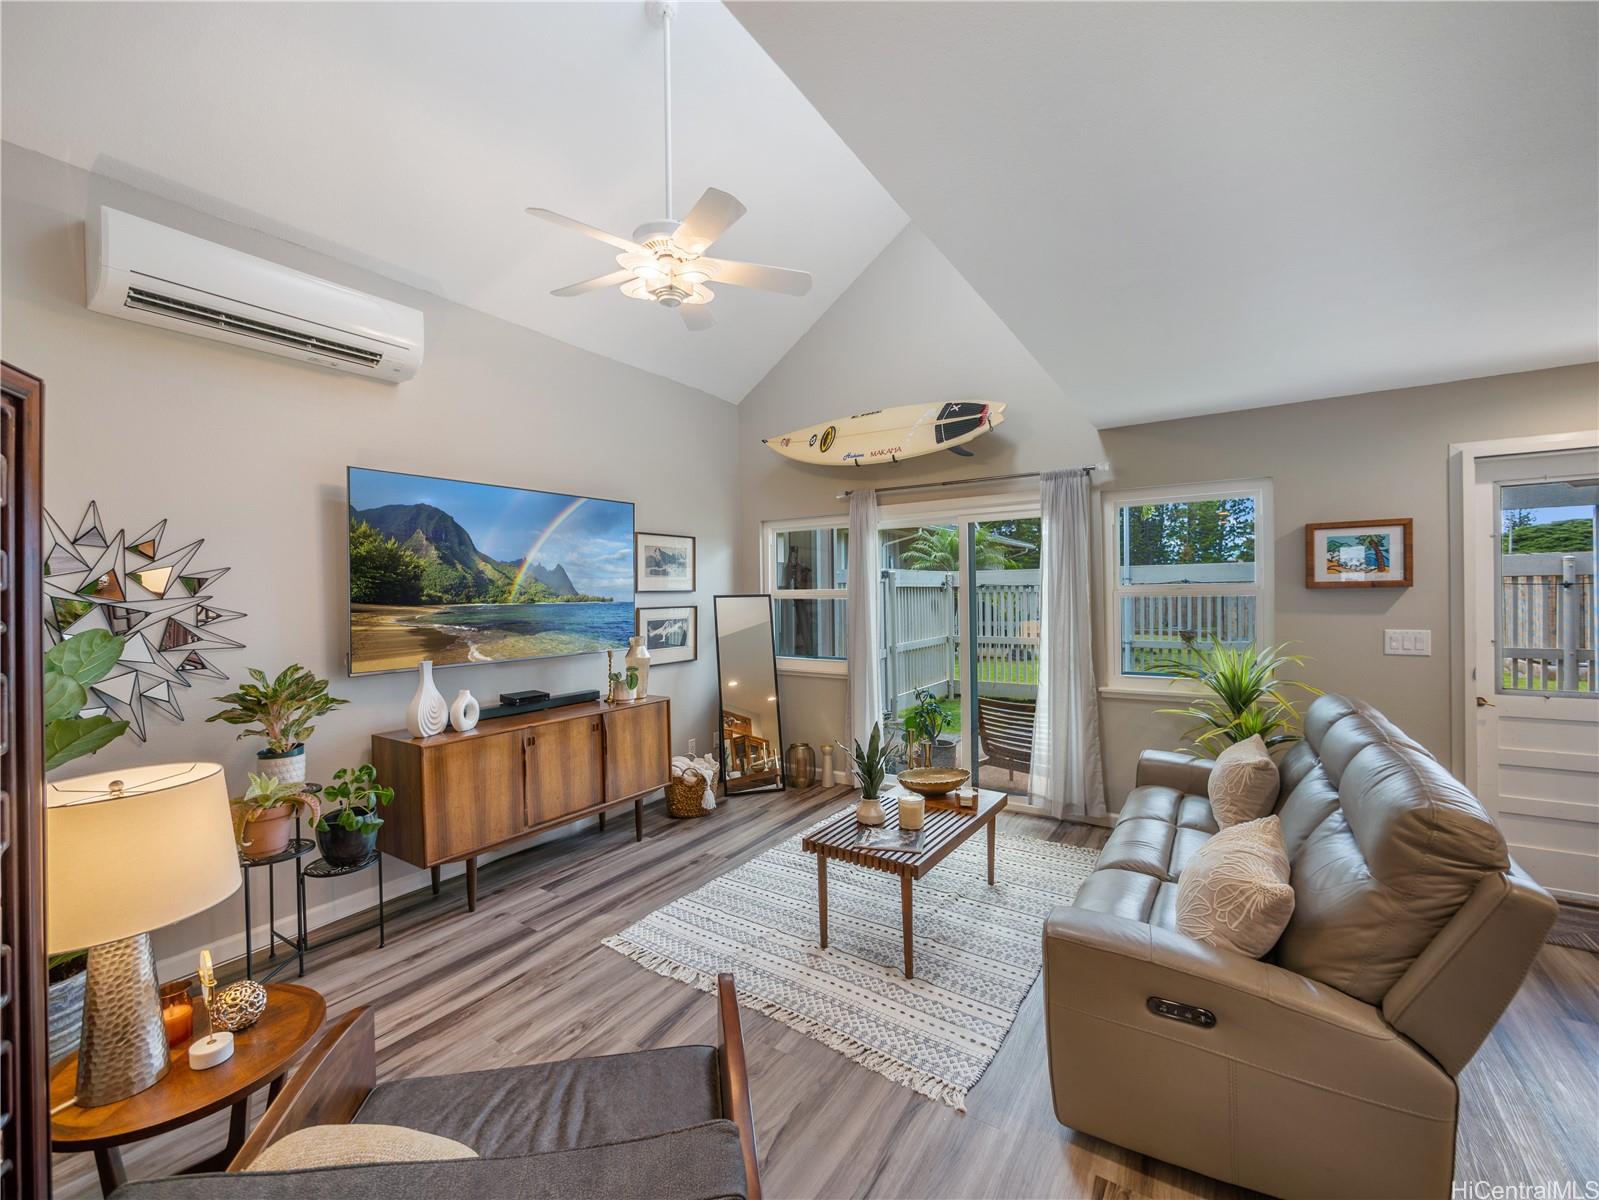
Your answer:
43;501;246;740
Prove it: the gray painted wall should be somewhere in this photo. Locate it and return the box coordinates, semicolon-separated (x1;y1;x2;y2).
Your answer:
3;142;740;975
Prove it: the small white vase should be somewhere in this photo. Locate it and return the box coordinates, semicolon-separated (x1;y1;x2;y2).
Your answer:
406;659;449;738
256;746;306;785
856;796;886;826
449;689;480;733
625;636;651;699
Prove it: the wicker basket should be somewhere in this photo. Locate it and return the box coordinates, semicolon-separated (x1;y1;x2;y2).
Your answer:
666;768;709;819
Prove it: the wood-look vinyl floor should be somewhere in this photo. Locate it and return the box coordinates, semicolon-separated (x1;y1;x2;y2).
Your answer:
52;785;1599;1199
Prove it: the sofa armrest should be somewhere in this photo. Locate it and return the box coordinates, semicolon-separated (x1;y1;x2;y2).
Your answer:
1042;906;1454;1116
1134;749;1213;795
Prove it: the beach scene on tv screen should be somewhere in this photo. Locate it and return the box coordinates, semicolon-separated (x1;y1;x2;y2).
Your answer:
349;467;635;673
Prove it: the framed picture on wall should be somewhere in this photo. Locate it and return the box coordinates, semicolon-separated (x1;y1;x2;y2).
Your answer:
637;605;697;664
1305;518;1414;588
635;532;696;592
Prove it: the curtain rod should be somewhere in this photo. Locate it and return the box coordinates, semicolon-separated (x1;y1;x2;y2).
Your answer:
835;463;1107;502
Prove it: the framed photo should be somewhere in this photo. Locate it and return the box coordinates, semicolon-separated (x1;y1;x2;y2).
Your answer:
637;605;697;664
1305;518;1414;588
635;532;696;592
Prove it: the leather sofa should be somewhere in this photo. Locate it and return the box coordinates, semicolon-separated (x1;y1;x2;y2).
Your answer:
1043;694;1557;1200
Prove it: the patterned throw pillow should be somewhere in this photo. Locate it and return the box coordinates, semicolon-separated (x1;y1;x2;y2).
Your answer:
1175;814;1295;958
1207;734;1279;828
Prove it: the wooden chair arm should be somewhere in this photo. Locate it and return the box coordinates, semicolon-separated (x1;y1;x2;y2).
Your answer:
227;1006;377;1171
715;973;761;1200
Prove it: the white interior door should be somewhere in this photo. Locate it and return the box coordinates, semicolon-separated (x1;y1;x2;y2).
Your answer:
1471;447;1599;901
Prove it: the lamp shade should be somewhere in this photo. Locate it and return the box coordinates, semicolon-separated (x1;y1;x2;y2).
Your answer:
47;762;240;954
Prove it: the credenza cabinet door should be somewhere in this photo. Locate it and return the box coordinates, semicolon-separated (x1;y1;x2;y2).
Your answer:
603;701;671;802
526;716;604;826
424;730;527;861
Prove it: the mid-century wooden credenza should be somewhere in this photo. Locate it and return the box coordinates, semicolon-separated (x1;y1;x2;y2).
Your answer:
371;695;670;911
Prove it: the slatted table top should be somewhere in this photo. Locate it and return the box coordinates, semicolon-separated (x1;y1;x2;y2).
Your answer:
801;786;1008;879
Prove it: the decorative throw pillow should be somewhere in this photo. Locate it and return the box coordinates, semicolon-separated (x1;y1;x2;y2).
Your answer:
1208;734;1279;828
1175;814;1295;958
245;1124;478;1172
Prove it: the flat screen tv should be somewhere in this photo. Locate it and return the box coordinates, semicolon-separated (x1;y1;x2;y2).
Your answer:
347;466;635;675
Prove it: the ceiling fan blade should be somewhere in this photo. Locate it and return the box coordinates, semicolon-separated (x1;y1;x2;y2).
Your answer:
679;304;716;332
525;207;643;253
674;189;746;254
702;258;813;297
550;270;635;298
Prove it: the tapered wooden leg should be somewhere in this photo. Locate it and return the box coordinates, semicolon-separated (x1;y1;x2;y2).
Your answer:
987;818;996;886
94;1146;126;1197
465;858;478;912
817;855;829;948
901;873;914;979
598;809;606;832
634;796;644;842
430;865;440;895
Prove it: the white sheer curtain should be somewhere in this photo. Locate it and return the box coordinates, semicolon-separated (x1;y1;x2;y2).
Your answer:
846;489;883;750
1029;468;1107;820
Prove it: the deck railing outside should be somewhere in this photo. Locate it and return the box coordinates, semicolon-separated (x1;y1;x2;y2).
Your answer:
1499;552;1596;694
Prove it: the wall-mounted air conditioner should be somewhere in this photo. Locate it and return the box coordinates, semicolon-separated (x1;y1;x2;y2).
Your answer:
87;207;423;382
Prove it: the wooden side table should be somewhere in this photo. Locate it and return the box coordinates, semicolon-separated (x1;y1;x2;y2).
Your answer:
802;786;1007;979
50;982;326;1196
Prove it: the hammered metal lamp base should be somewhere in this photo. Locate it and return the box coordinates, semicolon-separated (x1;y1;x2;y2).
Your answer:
76;933;170;1107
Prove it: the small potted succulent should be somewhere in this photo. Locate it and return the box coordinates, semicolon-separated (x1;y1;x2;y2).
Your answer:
312;763;395;868
903;690;952;769
206;664;348;784
850;722;902;827
606;650;638;703
231;773;320;860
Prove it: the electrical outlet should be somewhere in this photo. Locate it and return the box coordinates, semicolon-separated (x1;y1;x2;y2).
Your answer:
688;737;696;756
1384;629;1432;656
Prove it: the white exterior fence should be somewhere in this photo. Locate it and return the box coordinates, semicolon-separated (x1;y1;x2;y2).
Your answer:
1499;552;1596;694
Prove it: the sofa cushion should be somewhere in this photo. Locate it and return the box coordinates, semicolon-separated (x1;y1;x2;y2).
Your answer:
1175;815;1295;958
1071;867;1162;922
245;1124;477;1172
1276;744;1509;1003
1273;738;1320;803
353;1045;722;1158
1303;694;1434;787
1096;818;1211;882
1274;762;1342;860
1118;786;1219;833
1208;735;1278;827
109;1121;751;1200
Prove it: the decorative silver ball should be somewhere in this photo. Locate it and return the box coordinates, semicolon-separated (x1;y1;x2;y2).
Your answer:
211;980;268;1032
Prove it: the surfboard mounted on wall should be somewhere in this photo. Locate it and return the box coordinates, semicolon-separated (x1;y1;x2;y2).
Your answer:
762;401;1005;467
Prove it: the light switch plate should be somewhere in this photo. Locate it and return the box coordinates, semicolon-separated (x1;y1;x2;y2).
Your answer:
688;737;697;755
1384;629;1431;656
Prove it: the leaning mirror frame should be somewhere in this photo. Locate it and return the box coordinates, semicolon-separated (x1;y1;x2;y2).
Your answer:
713;593;786;795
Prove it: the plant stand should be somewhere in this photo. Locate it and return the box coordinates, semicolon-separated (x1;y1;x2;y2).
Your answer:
298;849;386;953
238;832;312;983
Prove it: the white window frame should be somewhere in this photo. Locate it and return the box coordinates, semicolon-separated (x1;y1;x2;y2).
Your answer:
1100;478;1274;698
762;516;849;677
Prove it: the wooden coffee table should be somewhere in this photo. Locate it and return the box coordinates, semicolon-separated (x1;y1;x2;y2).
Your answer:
801;786;1007;979
50;981;326;1196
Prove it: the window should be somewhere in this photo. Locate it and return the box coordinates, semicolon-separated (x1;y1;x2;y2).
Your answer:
1102;479;1273;693
763;520;848;674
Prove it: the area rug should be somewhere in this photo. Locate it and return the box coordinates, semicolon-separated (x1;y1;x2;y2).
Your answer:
1547;902;1599;953
603;810;1099;1110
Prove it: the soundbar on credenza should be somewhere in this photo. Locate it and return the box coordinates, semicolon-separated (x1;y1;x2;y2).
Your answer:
477;689;600;722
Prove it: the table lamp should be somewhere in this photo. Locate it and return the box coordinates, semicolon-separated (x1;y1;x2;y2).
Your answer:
47;762;240;1107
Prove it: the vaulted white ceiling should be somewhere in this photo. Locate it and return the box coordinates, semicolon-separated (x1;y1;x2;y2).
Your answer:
733;2;1599;425
1;1;907;403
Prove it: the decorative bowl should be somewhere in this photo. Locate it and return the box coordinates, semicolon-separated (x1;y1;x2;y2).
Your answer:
897;767;971;798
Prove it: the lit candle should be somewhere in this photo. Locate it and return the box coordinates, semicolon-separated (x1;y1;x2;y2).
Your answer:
161;996;193;1046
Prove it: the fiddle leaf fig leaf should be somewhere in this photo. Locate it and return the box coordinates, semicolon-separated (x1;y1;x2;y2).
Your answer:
44;672;87;725
45;714;130;772
43;629;125;687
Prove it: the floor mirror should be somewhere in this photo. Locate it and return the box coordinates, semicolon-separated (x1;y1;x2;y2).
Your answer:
713;594;786;794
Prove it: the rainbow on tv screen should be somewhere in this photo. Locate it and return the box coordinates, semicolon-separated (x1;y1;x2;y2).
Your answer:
347;466;635;675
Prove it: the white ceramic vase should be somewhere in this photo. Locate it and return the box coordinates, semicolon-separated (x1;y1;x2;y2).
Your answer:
856;796;886;826
406;660;449;738
256;746;306;785
449;689;480;733
624;636;651;699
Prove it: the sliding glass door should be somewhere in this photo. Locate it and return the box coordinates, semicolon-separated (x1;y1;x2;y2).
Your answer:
875;499;1044;811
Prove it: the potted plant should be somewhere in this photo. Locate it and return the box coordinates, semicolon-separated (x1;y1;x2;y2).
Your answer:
606;650;638;703
849;722;902;826
1151;638;1321;756
903;690;951;769
206;664;348;784
231;773;320;860
312;763;395;868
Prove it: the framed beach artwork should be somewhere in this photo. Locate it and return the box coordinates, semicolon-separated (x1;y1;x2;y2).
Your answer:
637;605;697;665
635;532;696;592
1305;518;1414;589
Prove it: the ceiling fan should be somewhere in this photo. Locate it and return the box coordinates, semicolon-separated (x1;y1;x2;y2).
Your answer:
526;2;812;331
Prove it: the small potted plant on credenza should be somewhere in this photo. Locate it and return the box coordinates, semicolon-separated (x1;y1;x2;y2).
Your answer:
206;664;348;784
312;763;395;868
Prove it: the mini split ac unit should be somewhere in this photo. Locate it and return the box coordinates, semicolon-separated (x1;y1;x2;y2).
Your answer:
87;207;423;382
